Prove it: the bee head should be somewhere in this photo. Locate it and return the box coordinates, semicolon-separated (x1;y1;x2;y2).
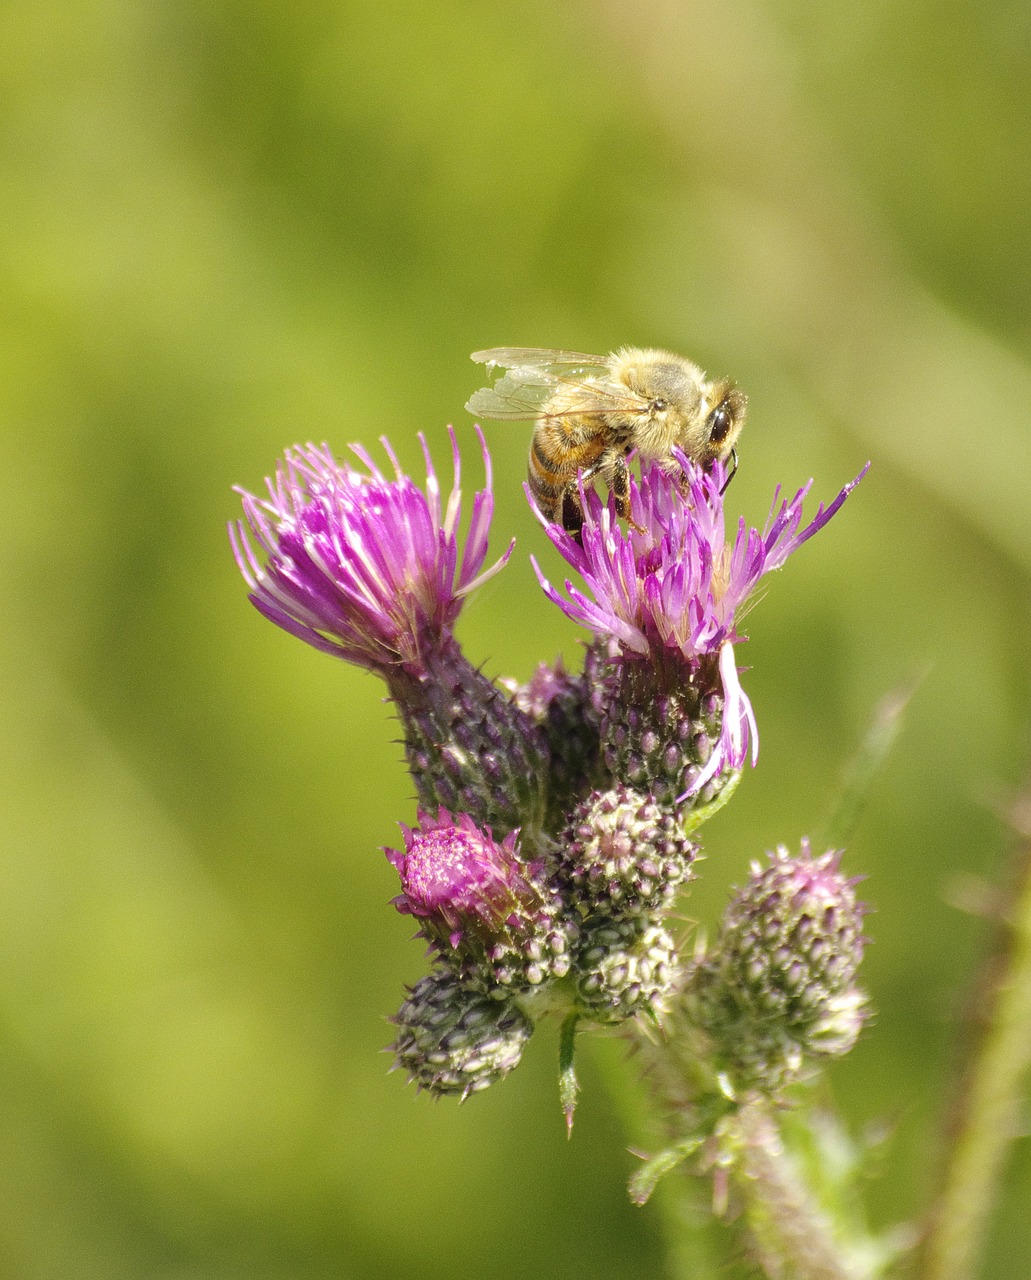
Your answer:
611;349;746;468
701;379;747;463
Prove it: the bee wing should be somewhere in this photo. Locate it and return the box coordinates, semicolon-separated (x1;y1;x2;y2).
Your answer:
465;374;561;420
466;348;648;421
470;347;611;373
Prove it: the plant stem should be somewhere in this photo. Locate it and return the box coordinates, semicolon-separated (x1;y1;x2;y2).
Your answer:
732;1100;858;1280
919;796;1031;1280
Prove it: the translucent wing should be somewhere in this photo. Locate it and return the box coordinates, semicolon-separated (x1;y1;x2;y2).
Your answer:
471;347;612;372
466;347;647;421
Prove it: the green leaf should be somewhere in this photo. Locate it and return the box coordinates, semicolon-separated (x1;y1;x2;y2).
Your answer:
628;1137;704;1205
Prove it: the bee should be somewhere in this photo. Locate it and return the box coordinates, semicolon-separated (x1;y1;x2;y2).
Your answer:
465;346;746;537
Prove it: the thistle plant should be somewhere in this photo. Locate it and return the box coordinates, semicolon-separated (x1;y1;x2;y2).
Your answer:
230;421;917;1277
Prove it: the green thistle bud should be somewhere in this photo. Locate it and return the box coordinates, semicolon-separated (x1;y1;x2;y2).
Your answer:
390;969;534;1099
688;841;868;1090
505;644;610;831
574;918;680;1024
561;785;697;920
600;653;731;810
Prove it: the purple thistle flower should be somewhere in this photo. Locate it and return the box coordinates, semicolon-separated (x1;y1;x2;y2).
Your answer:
229;427;512;676
532;454;868;797
231;429;549;831
387;809;537;944
386;809;577;992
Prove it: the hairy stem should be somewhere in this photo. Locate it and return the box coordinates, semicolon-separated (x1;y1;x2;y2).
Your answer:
919;796;1031;1280
731;1100;857;1280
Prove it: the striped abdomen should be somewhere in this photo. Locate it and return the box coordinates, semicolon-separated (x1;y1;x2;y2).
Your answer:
527;413;609;521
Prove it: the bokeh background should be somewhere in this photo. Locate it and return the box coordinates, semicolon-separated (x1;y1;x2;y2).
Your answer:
3;1;1031;1276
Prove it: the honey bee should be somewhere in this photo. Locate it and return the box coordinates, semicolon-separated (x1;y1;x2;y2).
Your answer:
465;346;746;537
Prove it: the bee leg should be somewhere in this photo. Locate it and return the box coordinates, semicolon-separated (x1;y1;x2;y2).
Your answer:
561;458;605;542
610;454;645;535
719;448;739;495
559;484;585;541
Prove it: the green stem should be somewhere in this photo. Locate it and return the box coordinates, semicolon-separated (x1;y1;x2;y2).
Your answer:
731;1100;859;1280
627;1014;865;1279
919;804;1031;1280
590;1032;728;1279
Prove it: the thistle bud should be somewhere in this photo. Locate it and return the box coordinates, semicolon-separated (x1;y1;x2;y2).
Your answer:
688;841;868;1090
387;646;550;835
386;810;577;993
561;785;697;920
505;650;606;828
574;918;680;1024
391;970;533;1099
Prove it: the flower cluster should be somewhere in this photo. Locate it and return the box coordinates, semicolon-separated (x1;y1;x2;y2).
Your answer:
231;425;867;1104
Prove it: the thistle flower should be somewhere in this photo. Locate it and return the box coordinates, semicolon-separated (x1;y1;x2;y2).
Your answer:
231;431;548;832
533;455;868;806
230;428;510;675
687;840;868;1091
386;809;577;992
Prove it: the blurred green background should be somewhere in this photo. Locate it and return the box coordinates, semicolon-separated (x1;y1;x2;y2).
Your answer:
2;0;1031;1276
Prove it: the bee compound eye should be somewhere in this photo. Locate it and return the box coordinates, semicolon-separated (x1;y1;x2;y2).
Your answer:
651;398;668;413
707;405;732;444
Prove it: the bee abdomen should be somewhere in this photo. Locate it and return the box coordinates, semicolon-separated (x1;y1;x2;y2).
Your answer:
528;421;606;520
527;452;565;519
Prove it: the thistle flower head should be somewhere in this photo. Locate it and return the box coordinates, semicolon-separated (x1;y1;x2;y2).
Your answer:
387;809;538;943
230;428;512;676
534;456;866;660
386;810;577;992
533;456;867;795
688;839;869;1090
574;918;680;1024
719;841;868;1013
561;785;697;920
